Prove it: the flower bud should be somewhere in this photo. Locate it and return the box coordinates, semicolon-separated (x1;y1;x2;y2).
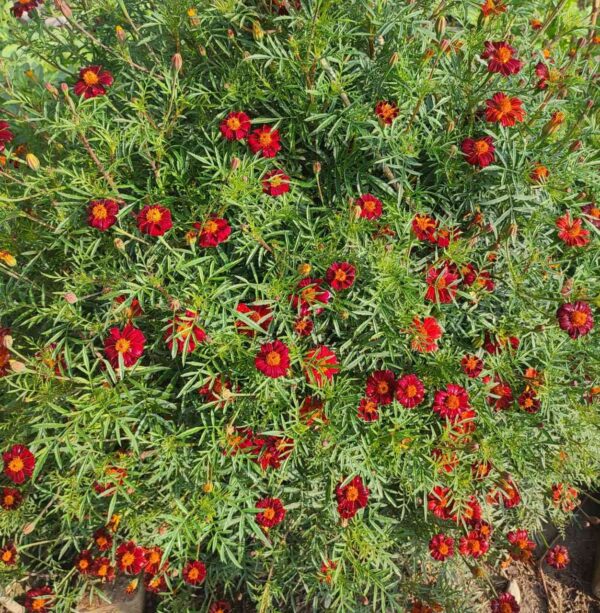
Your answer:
252;20;264;40
45;82;59;98
26;153;40;171
64;292;78;304
10;360;26;374
115;25;126;43
435;16;446;37
198;45;207;56
298;263;312;276
203;481;214;493
114;238;125;251
171;53;183;73
313;161;321;174
54;0;72;18
227;28;235;39
389;52;399;66
0;250;16;267
60;82;69;94
230;157;241;171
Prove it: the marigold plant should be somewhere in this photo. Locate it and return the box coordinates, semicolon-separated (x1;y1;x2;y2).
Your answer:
0;0;599;611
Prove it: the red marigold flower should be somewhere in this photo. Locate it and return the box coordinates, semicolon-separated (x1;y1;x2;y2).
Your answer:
93;466;127;495
248;125;281;158
507;529;535;562
490;592;520;613
1;487;23;510
2;444;35;484
137;204;172;236
87;199;119;231
165;310;207;354
336;476;369;519
412;214;437;242
582;203;600;229
410;599;444;613
116;540;146;575
427;486;455;520
0;121;15;152
304;346;339;387
209;601;232;613
434;226;460;248
290;278;331;315
235;302;272;337
24;586;54;613
252;435;294;471
357;397;379;422
326;261;356;291
530;164;550;184
432;384;470;421
472;460;492;481
461;264;495;292
183;559;207;585
319;560;337;584
485;93;525;127
462;497;483;525
461;136;496;168
93;527;113;551
199;375;234;408
256;497;286;528
73;65;114;99
491;477;521;508
114;295;143;319
145;573;167;594
459;529;489;559
429;533;454;561
546;544;570;569
299;396;328;426
0;542;17;566
194;215;231;247
556;212;590;247
11;0;43;19
255;340;290;378
461;354;483;378
530;18;543;30
410;316;442;352
518;387;540;413
293;315;313;336
556;301;594;339
486;379;513;411
262;169;290;196
74;549;94;575
481;41;523;76
356;193;383;220
92;556;116;582
365;369;395;405
425;264;460;303
552;483;579;513
395;374;426;408
219;111;251;140
144;546;167;576
104;323;146;368
480;0;506;16
431;448;458;474
375;100;399;125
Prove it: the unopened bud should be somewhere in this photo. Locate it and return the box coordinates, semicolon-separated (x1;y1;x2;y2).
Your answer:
440;38;451;53
115;25;126;43
198;45;206;56
203;481;214;493
252;20;264;40
114;238;125;251
230;157;240;171
45;82;59;98
54;0;72;18
389;52;399;66
26;153;40;171
171;53;183;73
446;120;455;133
435;16;446;36
569;140;582;152
313;161;321;174
10;360;26;374
63;292;78;304
586;99;594;110
60;82;69;94
227;28;235;39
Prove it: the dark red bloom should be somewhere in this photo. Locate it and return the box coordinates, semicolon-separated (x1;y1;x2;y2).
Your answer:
462;497;483;525
91;556;116;582
256;497;286;527
24;586;54;613
299;396;328;426
198;375;234;408
291;278;331;315
336;476;369;519
487;379;513;411
166;310;207;354
0;121;15;151
11;0;44;19
194;215;231;247
93;527;113;551
255;340;290;378
481;41;523;76
412;214;437;242
518;387;540;413
409;316;442;352
304;346;339;387
552;483;579;513
0;542;17;566
145;573;167;593
429;533;454;561
357;397;379;422
248;126;281;158
556;212;590;247
183;560;207;585
1;487;23;510
137;204;172;236
458;529;489;559
235;302;272;337
144;546;167;576
262;169;290;196
546;545;569;569
87;199;119;231
461;136;496;168
481;0;506;17
220;111;251;140
427;486;455;520
114;295;143;319
432;384;470;421
209;601;232;613
252;435;294;471
365;370;395;405
326;262;356;291
3;444;35;484
490;477;521;508
582;203;600;229
557;302;594;339
425;265;460;303
73;65;114;99
356;193;383;220
461;354;483;378
293;315;313;336
490;592;520;613
375;101;399;125
116;541;146;575
507;529;535;562
485;93;525;127
104;324;146;368
74;550;94;575
93;466;127;495
395;374;425;408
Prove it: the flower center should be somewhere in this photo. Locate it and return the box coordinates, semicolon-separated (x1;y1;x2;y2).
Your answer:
571;311;587;326
364;401;377;413
496;47;512;63
4;495;14;506
406;384;417;397
334;269;347;282
92;204;108;220
32;599;47;612
266;351;281;366
8;458;24;473
227;117;241;130
122;552;135;566
204;220;218;234
377;381;389;394
263;507;276;520
438;543;449;555
188;568;199;580
363;199;376;213
97;564;108;577
446;395;460;410
301;287;317;303
500;604;512;613
114;338;131;353
83;70;100;86
498;97;513;114
258;132;273;147
269;175;283;187
79;558;89;569
149;551;160;565
474;140;490;155
346;486;359;501
146;208;162;223
2;551;12;562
